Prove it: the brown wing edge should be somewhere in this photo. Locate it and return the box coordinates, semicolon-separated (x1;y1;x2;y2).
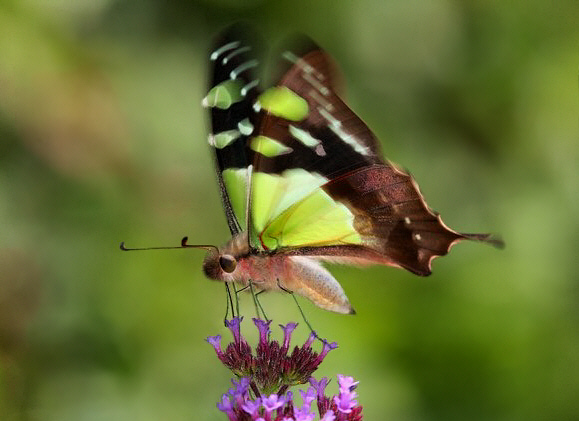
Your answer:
277;231;503;277
276;163;504;276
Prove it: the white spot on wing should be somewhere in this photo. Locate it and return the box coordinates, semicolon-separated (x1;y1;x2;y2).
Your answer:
230;59;258;80
222;45;251;64
318;107;371;156
282;51;298;64
210;41;241;61
289;125;320;147
282;51;322;78
304;73;330;96
289;126;326;156
404;217;411;225
318;107;339;127
238;118;254;135
309;90;334;111
241;79;259;96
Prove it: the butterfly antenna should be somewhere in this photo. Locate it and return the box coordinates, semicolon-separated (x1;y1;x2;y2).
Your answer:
120;237;219;253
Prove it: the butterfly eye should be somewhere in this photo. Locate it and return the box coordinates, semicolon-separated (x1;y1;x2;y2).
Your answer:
219;254;237;273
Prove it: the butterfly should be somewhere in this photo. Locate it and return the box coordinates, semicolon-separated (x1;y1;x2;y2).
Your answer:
194;25;503;315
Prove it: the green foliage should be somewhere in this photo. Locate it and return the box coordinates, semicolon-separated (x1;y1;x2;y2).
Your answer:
1;1;578;420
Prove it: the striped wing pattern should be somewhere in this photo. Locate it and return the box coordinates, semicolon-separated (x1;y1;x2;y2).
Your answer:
205;25;262;234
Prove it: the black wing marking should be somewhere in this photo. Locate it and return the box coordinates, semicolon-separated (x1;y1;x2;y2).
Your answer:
205;25;262;234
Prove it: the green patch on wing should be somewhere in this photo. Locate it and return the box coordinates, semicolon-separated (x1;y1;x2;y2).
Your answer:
257;87;309;121
203;79;244;109
250;136;292;157
251;170;325;234
222;168;248;228
211;130;240;149
251;170;361;250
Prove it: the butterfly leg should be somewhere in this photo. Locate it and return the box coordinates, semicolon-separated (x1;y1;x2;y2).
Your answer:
248;280;269;321
277;279;320;341
255;293;269;322
223;282;243;325
232;281;270;321
223;283;240;324
234;283;241;317
224;283;231;325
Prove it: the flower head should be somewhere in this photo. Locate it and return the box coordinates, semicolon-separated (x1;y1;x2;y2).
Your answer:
215;375;362;421
208;318;363;420
207;318;338;396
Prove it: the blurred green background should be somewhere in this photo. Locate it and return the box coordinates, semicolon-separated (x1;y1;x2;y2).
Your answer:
1;0;578;420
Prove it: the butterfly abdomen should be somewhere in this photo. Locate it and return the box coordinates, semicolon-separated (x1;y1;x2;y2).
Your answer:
282;256;354;314
237;254;353;314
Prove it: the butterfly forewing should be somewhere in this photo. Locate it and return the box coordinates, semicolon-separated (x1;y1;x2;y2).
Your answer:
205;25;263;235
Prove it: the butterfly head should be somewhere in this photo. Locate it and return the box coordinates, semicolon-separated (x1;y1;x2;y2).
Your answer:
202;249;239;280
202;232;249;281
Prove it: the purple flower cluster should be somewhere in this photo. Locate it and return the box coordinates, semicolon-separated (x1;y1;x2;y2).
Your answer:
207;317;363;420
207;317;337;395
216;374;362;421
